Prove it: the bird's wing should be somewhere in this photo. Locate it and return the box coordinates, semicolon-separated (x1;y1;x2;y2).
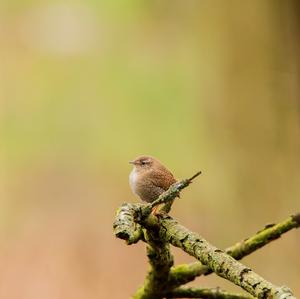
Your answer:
148;168;176;191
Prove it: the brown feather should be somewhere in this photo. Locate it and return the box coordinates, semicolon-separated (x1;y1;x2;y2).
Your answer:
129;156;177;203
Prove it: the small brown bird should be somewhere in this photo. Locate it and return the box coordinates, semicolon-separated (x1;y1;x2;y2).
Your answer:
129;155;177;213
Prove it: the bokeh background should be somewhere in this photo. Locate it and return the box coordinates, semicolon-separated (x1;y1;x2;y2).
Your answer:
1;1;300;298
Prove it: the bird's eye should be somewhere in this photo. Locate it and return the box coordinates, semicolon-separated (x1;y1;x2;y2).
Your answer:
140;159;150;165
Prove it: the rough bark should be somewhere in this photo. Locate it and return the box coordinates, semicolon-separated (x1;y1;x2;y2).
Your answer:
166;286;253;299
113;172;298;299
168;213;300;286
143;214;295;299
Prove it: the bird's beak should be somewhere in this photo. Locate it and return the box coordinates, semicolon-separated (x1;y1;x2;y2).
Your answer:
129;160;135;165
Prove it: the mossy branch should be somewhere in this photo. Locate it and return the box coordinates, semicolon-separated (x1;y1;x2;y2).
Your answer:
133;235;174;299
168;213;300;286
140;171;201;218
166;286;253;299
131;172;202;299
226;213;300;259
113;172;298;299
140;214;295;299
113;203;144;245
113;171;202;243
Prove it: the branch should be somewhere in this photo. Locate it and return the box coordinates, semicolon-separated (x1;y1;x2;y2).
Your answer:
166;286;253;299
129;172;200;299
113;172;297;299
133;235;174;299
168;213;300;286
113;203;144;245
140;171;202;218
140;214;295;299
227;213;300;259
113;171;202;244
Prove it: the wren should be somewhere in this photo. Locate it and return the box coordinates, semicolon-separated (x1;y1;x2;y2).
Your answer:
129;156;177;211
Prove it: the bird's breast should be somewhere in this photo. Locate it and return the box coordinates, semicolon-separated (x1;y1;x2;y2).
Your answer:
129;169;138;193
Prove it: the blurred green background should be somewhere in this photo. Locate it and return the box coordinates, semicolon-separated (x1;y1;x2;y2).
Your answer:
1;1;300;298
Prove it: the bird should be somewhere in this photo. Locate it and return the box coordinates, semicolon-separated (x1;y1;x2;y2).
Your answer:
129;155;177;214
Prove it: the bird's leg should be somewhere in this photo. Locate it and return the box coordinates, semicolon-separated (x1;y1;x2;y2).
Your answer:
151;205;159;215
151;204;167;217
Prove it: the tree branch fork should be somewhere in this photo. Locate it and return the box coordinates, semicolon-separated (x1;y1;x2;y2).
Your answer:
113;172;299;299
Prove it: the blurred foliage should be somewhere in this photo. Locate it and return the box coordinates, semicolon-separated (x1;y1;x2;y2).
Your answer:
1;1;300;298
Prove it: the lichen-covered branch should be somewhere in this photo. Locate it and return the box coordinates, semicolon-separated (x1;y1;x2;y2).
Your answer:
168;262;208;287
166;286;253;299
133;236;174;299
113;171;202;244
141;214;295;299
131;173;201;299
113;203;144;245
127;173;200;298
226;213;300;259
139;171;202;218
113;171;297;299
168;213;300;286
149;171;202;209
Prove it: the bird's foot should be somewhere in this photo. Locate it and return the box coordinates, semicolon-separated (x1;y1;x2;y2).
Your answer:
151;206;167;218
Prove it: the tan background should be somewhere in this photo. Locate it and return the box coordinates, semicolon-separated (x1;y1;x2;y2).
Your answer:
1;1;300;298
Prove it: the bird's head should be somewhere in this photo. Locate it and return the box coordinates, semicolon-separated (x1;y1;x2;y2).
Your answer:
129;156;157;171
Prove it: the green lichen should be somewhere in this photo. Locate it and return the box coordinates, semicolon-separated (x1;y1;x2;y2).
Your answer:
167;286;254;299
169;213;300;284
113;175;298;299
